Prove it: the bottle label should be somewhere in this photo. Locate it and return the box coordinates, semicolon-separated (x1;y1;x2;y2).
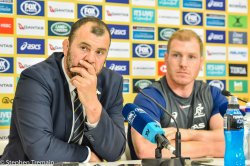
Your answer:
224;114;244;130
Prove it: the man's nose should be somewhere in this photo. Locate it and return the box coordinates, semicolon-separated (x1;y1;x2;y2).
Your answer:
84;50;95;64
179;57;188;67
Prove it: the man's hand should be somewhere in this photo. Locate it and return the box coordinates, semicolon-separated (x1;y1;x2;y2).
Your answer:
89;151;102;162
70;60;102;124
164;127;195;141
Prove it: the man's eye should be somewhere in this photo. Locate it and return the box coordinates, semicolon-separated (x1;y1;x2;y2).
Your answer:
96;50;105;55
81;47;87;51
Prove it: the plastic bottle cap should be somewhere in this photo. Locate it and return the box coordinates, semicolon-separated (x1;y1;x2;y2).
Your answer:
227;96;239;109
246;102;250;112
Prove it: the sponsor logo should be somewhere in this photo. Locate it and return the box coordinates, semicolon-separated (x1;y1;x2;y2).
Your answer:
207;80;225;91
206;30;225;43
206;63;226;76
48;1;74;19
158;0;180;8
206;0;225;10
0;17;13;34
47;39;63;55
132;26;155;41
183;0;202;9
133;44;154;58
17;38;44;55
228;47;248;61
0;77;14;94
229;31;247;44
105;6;129;22
158;44;167;58
158;27;178;41
228;0;247;13
0;57;13;73
0;37;14;54
183;12;202;26
17;0;44;16
0;3;13;14
133;79;154;92
158;61;166;76
1;95;14;108
229;64;247;76
16;57;44;74
206;14;225;27
127;111;136;124
106;0;129;3
1;96;13;104
108;24;129;39
48;21;72;36
108;42;130;58
205;46;226;61
132;61;156;76
132;8;155;23
157;9;180;25
228;15;247;29
132;0;155;6
78;4;102;19
191;123;205;129
106;61;129;75
0;110;11;126
16;18;45;36
123;79;129;93
229;80;248;93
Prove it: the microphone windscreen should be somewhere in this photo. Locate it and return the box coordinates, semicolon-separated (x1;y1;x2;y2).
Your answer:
122;103;165;143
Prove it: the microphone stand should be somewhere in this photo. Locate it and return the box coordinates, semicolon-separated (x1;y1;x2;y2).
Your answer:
135;87;189;166
222;90;248;103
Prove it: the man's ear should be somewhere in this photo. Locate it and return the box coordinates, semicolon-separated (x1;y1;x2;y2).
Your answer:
62;39;69;56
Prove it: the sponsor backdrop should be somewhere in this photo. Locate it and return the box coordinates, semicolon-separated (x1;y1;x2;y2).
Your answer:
0;0;249;139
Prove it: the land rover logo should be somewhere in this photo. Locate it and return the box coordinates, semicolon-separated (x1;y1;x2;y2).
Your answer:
135;80;152;89
160;28;176;41
51;22;71;36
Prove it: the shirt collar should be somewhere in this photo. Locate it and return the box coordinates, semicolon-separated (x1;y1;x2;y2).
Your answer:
61;57;101;95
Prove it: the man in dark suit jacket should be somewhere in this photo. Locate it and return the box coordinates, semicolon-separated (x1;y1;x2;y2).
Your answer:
1;17;126;163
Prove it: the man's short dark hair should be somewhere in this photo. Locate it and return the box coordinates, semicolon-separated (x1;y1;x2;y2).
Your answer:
68;17;111;45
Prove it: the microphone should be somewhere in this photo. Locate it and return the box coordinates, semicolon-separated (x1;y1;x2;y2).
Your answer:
134;86;182;158
222;90;248;103
122;103;176;156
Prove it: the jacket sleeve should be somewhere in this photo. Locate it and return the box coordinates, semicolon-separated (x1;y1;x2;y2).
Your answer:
210;86;228;117
13;69;89;162
84;75;126;161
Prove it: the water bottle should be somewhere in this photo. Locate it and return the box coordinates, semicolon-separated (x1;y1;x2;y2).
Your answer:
224;96;245;166
244;102;250;160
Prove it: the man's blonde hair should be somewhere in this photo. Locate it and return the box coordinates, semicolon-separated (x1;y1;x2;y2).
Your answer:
167;29;203;56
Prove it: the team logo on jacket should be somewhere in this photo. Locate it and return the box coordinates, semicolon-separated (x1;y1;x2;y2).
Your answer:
194;103;205;118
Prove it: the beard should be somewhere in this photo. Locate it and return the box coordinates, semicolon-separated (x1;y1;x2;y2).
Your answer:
65;49;103;78
66;50;78;78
